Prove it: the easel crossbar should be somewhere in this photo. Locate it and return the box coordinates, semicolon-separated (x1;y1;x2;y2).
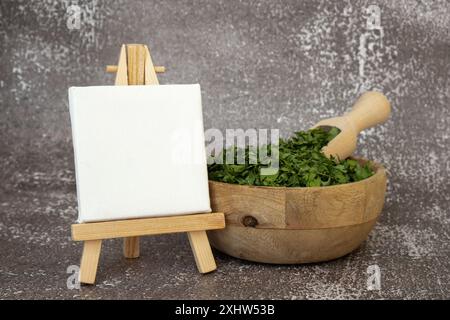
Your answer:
72;212;225;241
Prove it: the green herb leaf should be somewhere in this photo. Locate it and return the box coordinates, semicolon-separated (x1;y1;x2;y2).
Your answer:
207;127;374;187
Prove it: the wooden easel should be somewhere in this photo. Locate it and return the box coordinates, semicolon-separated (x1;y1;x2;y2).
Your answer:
71;44;225;284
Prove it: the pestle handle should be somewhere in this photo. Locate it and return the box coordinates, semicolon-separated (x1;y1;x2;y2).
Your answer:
345;91;391;133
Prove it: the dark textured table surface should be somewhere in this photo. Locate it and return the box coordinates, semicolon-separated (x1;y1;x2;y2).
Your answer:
0;0;449;299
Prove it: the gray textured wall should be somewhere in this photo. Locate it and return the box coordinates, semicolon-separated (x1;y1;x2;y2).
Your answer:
0;0;449;299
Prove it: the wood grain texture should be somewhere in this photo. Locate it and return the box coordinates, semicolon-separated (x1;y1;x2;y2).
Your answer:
123;236;140;258
284;179;367;229
122;44;147;257
208;159;386;264
144;45;159;85
208;219;377;264
126;44;146;85
72;213;225;241
187;231;217;273
114;44;128;85
79;240;102;284
363;167;387;222
107;65;166;74
209;182;286;228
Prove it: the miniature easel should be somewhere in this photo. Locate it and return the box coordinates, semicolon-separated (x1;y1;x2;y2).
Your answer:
71;44;225;284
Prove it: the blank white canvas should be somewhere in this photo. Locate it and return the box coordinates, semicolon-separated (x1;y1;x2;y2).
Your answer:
68;84;211;223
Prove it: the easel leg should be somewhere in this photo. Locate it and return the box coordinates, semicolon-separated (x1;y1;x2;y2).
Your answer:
187;231;217;273
123;236;140;258
79;240;102;284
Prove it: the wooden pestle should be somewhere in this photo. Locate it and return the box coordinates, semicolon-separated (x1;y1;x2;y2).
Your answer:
312;91;391;160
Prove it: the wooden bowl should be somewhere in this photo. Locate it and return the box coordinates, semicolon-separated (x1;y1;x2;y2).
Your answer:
207;159;387;264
